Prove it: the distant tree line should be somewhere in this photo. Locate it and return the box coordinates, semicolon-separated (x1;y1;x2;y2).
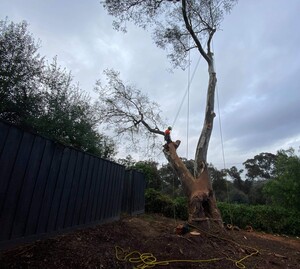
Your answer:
121;148;300;212
0;18;115;158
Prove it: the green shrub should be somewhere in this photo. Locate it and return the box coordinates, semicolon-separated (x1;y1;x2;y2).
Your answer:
174;196;188;220
145;188;173;217
145;191;300;236
145;189;188;220
218;202;300;236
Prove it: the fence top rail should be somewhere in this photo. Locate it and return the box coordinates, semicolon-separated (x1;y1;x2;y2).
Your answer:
0;119;124;169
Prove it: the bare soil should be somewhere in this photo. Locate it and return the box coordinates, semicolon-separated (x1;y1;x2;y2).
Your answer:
1;214;300;269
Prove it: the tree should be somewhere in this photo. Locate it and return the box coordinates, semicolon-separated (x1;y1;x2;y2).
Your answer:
101;0;237;228
159;158;194;196
243;152;277;181
117;154;136;168
0;19;44;126
209;164;228;202
36;59;116;158
248;180;267;205
134;161;161;189
263;148;300;211
226;166;244;192
0;18;116;158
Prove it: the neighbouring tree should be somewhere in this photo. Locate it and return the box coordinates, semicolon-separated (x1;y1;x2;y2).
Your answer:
159;158;194;196
248;180;268;205
209;164;228;202
0;19;44;126
101;0;237;228
37;59;116;158
243;152;277;181
0;18;116;158
263;148;300;211
226;166;244;192
117;154;136;168
134;160;161;189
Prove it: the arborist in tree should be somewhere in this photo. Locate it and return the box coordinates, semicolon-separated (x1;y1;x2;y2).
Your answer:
164;126;172;144
164;126;181;151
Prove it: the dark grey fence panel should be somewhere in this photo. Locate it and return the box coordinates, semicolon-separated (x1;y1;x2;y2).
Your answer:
47;147;71;232
0;132;35;241
11;136;46;239
91;159;103;221
85;157;100;223
0;120;130;249
0;121;9;155
96;160;108;221
36;144;64;234
79;155;95;225
0;125;23;217
122;170;146;215
63;151;85;229
56;149;78;231
71;153;90;226
25;140;55;236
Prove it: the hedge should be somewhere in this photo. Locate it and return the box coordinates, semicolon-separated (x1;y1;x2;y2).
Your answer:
145;189;300;236
218;202;300;236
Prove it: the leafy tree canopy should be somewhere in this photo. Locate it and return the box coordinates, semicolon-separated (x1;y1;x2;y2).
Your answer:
243;152;277;181
263;148;300;211
0;18;116;158
103;0;237;68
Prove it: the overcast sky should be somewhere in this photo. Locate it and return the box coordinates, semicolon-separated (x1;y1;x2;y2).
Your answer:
1;0;300;170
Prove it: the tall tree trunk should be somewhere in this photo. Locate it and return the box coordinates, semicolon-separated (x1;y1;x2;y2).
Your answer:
163;53;223;229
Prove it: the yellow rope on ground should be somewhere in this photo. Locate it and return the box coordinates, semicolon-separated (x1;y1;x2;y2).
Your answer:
115;224;260;269
189;224;260;269
115;246;224;269
115;245;258;269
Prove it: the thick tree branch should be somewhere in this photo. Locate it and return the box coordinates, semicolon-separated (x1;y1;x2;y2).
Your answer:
181;0;211;65
141;118;164;135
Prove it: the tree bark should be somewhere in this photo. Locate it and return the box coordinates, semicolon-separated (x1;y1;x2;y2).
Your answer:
163;53;223;229
163;141;223;229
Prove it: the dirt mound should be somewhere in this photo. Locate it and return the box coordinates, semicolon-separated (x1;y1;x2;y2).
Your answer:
1;214;300;268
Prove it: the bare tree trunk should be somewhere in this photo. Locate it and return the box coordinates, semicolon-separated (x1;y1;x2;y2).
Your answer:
164;53;223;229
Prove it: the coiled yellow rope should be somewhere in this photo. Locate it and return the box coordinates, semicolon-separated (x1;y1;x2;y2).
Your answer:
115;224;259;269
115;245;258;269
115;246;224;269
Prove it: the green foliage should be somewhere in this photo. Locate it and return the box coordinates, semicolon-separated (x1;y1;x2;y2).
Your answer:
159;159;194;197
145;188;174;218
243;152;276;181
248;180;268;205
209;164;228;202
218;202;300;236
117;155;136;168
134;161;161;190
226;166;244;192
263;148;300;211
145;189;188;220
173;196;188;220
228;188;249;204
0;18;116;158
145;188;300;235
0;19;44;125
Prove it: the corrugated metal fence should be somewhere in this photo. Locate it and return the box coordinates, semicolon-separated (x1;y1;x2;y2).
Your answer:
0;120;145;248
